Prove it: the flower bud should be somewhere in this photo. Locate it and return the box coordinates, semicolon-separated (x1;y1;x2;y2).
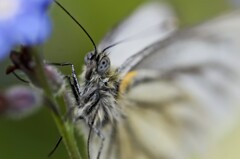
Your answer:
44;65;65;95
1;86;42;118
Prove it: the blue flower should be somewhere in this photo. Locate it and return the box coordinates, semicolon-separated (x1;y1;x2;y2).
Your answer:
0;0;52;60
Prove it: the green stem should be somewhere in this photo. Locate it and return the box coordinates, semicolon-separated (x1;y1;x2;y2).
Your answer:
52;113;81;159
31;47;82;159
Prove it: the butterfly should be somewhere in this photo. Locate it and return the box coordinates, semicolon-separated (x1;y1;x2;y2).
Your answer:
66;2;240;159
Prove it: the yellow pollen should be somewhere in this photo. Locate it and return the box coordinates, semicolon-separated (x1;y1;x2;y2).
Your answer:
0;0;19;21
120;71;138;93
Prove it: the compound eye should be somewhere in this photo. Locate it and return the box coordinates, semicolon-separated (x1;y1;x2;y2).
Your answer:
84;52;94;65
97;56;110;75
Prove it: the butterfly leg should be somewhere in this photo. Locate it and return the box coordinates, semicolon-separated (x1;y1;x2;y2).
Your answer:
65;75;80;105
46;62;81;103
93;127;105;159
46;62;82;121
47;62;81;93
88;123;105;159
87;109;105;159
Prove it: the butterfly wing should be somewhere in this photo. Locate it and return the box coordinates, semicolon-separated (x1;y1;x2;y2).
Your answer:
97;2;177;69
111;11;240;159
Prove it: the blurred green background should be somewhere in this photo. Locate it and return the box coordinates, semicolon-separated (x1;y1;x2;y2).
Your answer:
0;0;237;159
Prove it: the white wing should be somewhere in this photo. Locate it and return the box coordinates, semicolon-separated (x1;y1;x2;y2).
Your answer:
113;10;240;159
97;2;177;68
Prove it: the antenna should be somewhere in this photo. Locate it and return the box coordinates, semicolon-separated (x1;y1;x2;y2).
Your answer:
54;0;97;54
102;41;124;53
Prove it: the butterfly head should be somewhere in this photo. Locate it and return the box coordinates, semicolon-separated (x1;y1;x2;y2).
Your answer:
74;51;121;125
83;51;111;81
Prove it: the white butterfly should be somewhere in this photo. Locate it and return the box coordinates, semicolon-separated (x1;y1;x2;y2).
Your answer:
71;2;240;159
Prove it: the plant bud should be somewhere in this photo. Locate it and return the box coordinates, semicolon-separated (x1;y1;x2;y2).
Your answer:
44;65;65;95
1;86;43;118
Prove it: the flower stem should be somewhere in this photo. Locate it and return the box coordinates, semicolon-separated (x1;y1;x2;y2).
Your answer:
31;47;82;159
52;113;81;159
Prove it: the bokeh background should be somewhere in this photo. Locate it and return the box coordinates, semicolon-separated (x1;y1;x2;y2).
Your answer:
0;0;238;159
